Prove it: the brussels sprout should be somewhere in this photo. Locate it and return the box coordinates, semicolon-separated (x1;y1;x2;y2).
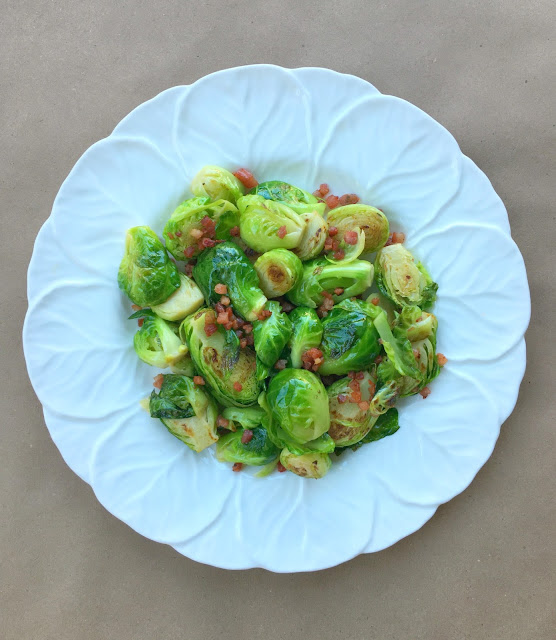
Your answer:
325;226;365;264
118;226;180;307
375;243;438;309
193;242;267;321
129;309;192;373
288;307;323;369
373;311;422;379
294;208;329;261
181;308;261;407
327;371;378;446
250;180;319;211
191;165;245;204
264;369;332;454
151;272;204;321
222;406;265;429
237;195;307;252
279;447;331;479
254;249;303;298
318;299;381;375
148;374;218;452
335;408;400;455
286;258;374;308
253;302;292;367
327;204;390;252
216;427;280;466
256;357;272;383
376;305;440;397
163;197;240;260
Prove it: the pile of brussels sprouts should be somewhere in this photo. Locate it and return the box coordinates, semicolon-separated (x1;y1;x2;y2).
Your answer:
118;165;443;479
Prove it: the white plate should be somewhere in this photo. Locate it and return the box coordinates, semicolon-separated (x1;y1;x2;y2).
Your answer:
23;65;530;572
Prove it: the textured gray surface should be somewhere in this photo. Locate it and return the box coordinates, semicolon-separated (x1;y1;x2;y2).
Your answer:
3;1;555;638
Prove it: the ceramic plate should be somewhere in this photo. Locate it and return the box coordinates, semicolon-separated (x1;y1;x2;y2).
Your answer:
23;65;530;572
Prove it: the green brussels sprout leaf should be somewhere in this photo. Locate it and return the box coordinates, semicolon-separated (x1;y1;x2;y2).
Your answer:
253;301;293;367
216;427;280;466
288;307;323;369
191;165;245;204
254;249;303;298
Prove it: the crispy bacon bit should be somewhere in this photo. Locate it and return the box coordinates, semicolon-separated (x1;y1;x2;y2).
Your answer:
319;183;330;196
233;168;258;190
153;374;164;389
347;371;355;380
217;416;230;428
437;353;448;366
355;371;364;380
325;195;340;209
241;429;254;444
245;334;254;346
334;287;344;296
371;297;380;306
201;215;215;230
167;232;175;240
344;230;359;245
184;263;194;276
220;295;231;306
368;380;376;396
277;225;287;239
232;462;244;472
184;246;196;258
330;238;340;252
243;323;253;334
392;231;405;244
338;193;360;206
350;391;362;403
256;309;272;321
337;394;348;404
277;462;287;473
131;304;142;311
233;382;243;392
193;376;205;385
175;230;182;237
374;355;383;365
230;226;240;237
214;283;227;295
137;318;144;327
235;330;243;338
419;386;431;399
236;317;245;328
349;379;360;392
280;299;294;313
301;348;324;372
312;190;324;199
190;228;203;239
224;321;233;330
204;323;218;337
274;359;287;371
333;249;345;261
358;401;370;411
324;237;334;251
200;237;216;249
214;302;225;314
240;339;247;349
317;293;335;318
216;312;228;325
328;226;338;237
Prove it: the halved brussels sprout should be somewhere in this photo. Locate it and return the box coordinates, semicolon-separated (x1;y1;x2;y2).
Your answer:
279;447;331;479
335;408;400;455
129;309;192;374
193;242;267;321
294;208;329;261
327;371;377;446
151;272;204;321
148;374;218;452
375;243;438;309
216;427;280;466
163;197;240;260
325;227;365;264
327;204;390;252
286;258;374;308
254;249;303;298
191;165;245;204
264;369;333;454
253;301;293;367
118;226;180;307
237;195;307;252
377;305;440;397
319;299;381;375
222;406;265;430
181;308;261;407
288;307;323;369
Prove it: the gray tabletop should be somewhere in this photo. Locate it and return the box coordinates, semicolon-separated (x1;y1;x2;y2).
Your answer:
3;2;555;639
